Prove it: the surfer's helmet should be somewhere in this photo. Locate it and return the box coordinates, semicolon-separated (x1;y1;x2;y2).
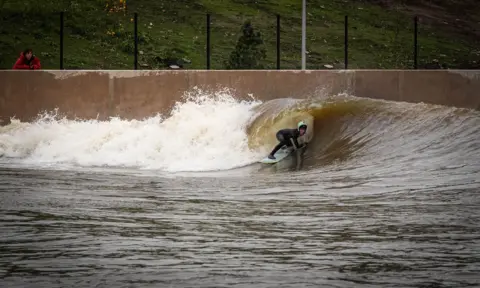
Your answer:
297;121;307;135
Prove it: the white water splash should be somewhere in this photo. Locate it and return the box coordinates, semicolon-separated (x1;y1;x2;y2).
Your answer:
0;88;264;172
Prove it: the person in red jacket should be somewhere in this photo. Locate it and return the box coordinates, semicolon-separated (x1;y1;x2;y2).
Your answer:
12;48;41;70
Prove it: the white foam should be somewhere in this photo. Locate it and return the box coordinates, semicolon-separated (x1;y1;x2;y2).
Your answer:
0;88;264;172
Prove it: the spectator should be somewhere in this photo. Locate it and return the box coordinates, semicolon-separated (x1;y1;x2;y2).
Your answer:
12;48;41;70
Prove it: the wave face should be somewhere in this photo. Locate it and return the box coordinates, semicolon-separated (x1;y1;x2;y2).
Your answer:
247;93;480;177
1;89;480;175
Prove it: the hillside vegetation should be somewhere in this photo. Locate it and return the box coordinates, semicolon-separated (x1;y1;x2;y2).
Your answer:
1;0;479;70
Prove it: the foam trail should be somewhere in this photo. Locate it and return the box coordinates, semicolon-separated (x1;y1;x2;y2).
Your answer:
0;89;264;172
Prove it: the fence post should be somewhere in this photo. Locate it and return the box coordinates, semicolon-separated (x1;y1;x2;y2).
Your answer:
60;11;64;70
301;0;306;70
276;14;280;70
134;13;138;70
344;15;348;69
414;16;418;69
207;14;211;70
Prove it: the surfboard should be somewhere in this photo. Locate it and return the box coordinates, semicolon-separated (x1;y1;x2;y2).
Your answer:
259;146;294;164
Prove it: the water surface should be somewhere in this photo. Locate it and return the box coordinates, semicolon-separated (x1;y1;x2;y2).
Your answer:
1;95;479;287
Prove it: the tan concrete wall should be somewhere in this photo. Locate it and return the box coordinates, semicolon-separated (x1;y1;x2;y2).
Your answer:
0;70;479;124
354;70;480;109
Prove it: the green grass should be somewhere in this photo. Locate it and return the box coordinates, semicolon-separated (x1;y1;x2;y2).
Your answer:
0;0;478;69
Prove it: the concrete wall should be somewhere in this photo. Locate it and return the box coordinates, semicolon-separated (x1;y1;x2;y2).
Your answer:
0;70;479;124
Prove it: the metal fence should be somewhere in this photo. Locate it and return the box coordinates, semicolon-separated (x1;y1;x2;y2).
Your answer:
54;12;419;70
1;11;477;70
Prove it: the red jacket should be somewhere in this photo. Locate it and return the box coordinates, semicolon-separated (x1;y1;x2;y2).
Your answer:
12;52;41;70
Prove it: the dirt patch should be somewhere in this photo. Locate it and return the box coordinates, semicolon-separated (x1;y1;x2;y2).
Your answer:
359;0;480;39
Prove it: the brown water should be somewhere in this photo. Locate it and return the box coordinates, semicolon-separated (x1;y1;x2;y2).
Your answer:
0;95;479;287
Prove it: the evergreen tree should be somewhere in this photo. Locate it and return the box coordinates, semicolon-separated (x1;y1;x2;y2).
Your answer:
225;20;267;69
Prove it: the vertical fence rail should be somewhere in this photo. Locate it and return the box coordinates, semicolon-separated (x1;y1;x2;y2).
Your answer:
414;16;418;69
344;15;348;69
134;13;138;70
276;15;280;70
301;0;306;70
60;11;64;70
207;14;211;70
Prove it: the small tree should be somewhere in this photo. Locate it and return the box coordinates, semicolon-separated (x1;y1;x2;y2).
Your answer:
225;20;267;69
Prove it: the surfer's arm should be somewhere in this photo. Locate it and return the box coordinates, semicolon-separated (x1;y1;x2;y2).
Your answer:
294;137;301;149
289;137;300;150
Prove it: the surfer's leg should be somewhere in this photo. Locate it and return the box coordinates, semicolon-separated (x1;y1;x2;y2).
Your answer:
275;132;284;142
276;133;289;149
269;132;287;158
269;142;285;158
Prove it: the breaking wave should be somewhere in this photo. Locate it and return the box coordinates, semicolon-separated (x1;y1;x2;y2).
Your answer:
1;88;479;174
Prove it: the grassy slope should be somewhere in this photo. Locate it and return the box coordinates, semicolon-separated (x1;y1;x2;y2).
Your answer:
0;0;478;70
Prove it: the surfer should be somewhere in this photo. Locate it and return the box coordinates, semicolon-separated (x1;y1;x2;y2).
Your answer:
267;121;308;159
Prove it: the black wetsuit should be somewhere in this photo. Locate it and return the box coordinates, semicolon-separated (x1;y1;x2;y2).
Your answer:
269;128;301;156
